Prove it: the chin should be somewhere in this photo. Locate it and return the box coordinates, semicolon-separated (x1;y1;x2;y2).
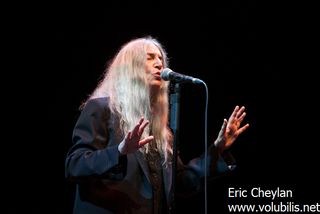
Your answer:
150;80;162;89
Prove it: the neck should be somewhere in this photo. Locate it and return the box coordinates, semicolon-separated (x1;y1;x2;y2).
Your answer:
150;86;160;105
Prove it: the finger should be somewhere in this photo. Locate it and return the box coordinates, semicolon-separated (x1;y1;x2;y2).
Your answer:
229;106;239;120
131;125;140;136
132;117;145;135
139;136;154;147
138;120;150;136
237;123;249;135
138;117;144;125
219;119;228;134
236;106;246;119
126;131;132;140
237;112;246;123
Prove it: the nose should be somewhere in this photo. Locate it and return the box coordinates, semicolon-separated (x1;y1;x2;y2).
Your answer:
155;58;163;70
155;64;162;70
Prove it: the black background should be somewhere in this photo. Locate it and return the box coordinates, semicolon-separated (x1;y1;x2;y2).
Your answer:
4;1;319;213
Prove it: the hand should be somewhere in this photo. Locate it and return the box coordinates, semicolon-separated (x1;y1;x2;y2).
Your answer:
118;117;154;155
214;106;249;152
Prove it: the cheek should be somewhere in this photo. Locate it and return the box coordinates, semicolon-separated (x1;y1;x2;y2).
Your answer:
145;63;152;73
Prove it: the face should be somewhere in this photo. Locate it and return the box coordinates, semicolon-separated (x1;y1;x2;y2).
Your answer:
145;44;163;89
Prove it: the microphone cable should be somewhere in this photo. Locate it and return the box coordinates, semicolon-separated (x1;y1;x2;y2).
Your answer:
200;80;209;214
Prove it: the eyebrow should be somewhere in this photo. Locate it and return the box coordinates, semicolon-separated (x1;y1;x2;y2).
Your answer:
147;52;162;59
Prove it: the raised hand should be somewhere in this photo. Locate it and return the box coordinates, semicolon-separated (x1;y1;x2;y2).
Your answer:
214;106;249;152
118;117;154;155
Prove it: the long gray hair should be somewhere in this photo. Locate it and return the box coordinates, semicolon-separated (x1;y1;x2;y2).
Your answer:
89;36;173;165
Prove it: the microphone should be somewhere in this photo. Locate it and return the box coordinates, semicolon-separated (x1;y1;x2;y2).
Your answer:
160;68;204;84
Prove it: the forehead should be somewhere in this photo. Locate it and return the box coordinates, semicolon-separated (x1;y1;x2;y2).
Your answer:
146;43;161;55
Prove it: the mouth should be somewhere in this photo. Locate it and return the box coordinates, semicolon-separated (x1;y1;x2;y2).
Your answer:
153;71;161;79
154;74;161;80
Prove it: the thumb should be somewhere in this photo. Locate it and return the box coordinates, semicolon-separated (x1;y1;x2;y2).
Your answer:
221;119;227;132
218;119;227;136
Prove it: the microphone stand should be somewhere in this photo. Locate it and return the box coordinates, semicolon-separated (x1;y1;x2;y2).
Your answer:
169;82;180;214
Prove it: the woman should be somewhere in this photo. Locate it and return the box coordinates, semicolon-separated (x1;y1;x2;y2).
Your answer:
65;36;249;214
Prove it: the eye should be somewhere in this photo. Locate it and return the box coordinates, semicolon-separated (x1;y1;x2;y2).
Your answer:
147;53;155;60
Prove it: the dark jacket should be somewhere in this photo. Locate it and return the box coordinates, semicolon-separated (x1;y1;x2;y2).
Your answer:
65;97;235;214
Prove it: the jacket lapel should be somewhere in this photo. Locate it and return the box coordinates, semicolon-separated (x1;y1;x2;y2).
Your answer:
134;150;151;183
135;150;173;204
162;162;172;204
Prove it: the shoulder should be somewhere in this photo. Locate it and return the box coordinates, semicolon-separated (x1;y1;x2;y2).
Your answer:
83;97;110;110
86;96;109;107
81;97;111;119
